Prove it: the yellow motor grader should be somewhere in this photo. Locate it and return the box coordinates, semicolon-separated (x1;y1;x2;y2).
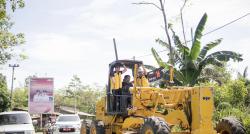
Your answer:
81;60;246;134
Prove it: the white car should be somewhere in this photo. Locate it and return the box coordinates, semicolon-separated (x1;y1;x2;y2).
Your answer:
0;111;35;134
54;114;81;134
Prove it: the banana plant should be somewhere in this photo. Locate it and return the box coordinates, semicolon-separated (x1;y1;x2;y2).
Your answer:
152;13;243;86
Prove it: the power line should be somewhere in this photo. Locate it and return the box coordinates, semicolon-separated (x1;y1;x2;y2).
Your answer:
204;12;250;36
132;12;250;59
133;49;168;59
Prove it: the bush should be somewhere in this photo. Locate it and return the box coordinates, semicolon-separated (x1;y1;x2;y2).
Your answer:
243;116;250;134
0;74;10;112
214;107;250;133
214;84;230;108
227;80;247;106
213;79;250;133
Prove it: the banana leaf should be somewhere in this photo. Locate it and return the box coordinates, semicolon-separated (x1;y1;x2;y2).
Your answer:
151;48;168;68
155;38;182;64
190;13;207;60
198;38;222;61
170;28;190;56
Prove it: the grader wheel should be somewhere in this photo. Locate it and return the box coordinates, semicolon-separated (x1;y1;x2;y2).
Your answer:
140;117;170;134
216;117;246;134
81;120;90;134
89;120;105;134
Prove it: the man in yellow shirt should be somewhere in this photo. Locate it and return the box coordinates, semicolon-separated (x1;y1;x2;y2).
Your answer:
137;65;149;87
110;63;127;111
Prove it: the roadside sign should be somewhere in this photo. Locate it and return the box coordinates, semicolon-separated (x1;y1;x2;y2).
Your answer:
28;78;54;114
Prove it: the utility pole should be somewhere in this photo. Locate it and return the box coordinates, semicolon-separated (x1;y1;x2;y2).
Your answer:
9;64;19;109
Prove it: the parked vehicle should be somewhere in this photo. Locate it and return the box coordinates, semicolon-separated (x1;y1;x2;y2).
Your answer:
0;111;36;134
54;114;81;134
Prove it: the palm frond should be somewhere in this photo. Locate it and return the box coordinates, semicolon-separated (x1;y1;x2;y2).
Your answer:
173;68;185;85
190;13;207;60
156;38;182;64
243;66;248;78
200;51;243;68
198;38;222;61
202;58;224;67
151;48;168;68
156;38;169;48
206;51;243;62
170;28;190;56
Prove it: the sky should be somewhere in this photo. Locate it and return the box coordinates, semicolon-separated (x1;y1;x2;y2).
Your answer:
1;0;250;89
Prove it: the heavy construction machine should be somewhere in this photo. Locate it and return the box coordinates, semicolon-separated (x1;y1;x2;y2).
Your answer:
81;60;246;134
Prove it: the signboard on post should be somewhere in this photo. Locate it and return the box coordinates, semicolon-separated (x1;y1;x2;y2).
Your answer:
28;78;54;114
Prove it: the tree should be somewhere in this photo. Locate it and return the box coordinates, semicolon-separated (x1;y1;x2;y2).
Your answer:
66;75;82;112
77;85;105;114
199;64;231;85
54;75;105;114
237;66;250;106
0;73;10;111
0;0;25;64
12;87;28;108
151;13;243;86
0;0;25;110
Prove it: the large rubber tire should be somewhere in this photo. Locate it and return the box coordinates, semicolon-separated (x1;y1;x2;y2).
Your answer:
140;117;170;134
89;120;105;134
216;117;246;134
81;120;91;134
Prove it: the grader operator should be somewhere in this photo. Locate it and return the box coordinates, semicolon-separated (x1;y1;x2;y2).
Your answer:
81;60;246;134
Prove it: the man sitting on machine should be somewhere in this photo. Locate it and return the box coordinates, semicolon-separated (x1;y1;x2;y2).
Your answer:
110;63;127;112
122;75;133;109
137;65;149;87
122;75;133;89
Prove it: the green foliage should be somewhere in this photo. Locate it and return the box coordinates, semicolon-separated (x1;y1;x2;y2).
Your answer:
12;87;28;108
151;47;168;68
243;114;250;134
245;86;250;106
151;13;242;86
199;64;231;85
202;78;250;132
9;0;25;12
77;86;104;114
237;66;250;106
0;0;24;19
213;78;250;133
214;85;230;108
56;86;104;114
0;0;25;64
190;13;207;61
227;80;247;106
0;73;10;112
214;107;250;133
214;80;247;107
66;75;82;97
198;39;222;60
55;75;105;114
